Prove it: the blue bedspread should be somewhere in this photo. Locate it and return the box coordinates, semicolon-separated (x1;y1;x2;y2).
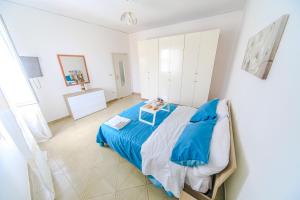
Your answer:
96;102;177;170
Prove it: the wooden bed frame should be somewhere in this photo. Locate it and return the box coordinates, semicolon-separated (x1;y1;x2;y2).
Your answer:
182;101;237;200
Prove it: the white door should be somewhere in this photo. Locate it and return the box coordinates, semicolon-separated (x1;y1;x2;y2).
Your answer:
158;35;184;103
138;39;159;100
180;30;219;107
180;32;201;106
168;35;184;104
112;53;131;98
193;30;219;107
158;37;171;101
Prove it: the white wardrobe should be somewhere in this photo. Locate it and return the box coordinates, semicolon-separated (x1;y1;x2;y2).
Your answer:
138;29;219;107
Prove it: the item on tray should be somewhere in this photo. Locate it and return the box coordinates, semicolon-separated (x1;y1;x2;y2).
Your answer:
145;104;152;109
157;97;164;104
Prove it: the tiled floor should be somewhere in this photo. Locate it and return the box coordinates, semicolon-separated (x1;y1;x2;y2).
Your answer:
40;95;176;200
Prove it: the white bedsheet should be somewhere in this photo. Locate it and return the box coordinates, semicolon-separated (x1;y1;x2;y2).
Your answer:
141;106;211;198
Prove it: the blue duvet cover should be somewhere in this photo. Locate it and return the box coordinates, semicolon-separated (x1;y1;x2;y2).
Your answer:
96;101;177;170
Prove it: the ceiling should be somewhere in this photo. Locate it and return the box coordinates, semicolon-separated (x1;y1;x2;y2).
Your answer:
4;0;245;33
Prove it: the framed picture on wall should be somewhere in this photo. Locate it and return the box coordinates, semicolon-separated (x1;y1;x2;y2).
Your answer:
57;54;90;86
241;14;289;79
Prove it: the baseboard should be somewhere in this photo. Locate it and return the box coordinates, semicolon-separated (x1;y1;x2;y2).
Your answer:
48;115;70;124
107;93;141;104
132;92;141;95
107;98;118;104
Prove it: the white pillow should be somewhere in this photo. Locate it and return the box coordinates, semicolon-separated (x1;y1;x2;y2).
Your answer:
217;99;229;119
186;116;231;177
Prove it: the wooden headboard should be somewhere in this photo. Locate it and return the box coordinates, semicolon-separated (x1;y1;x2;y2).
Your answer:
183;101;237;200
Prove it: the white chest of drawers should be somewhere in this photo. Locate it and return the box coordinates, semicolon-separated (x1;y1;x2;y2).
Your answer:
64;88;107;120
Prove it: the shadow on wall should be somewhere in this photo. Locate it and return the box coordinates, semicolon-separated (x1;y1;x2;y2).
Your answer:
226;106;249;200
209;12;245;99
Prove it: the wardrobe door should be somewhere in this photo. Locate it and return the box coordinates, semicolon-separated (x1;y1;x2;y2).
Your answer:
158;37;171;101
180;32;201;106
169;35;184;104
138;39;158;100
138;40;148;99
158;35;184;103
180;29;219;107
147;39;159;100
193;29;219;107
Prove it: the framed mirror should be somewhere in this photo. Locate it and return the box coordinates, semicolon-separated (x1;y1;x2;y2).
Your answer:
57;54;90;86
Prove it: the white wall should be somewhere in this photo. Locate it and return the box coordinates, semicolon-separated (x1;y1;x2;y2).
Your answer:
0;1;129;122
0;90;31;200
224;0;300;199
128;11;244;98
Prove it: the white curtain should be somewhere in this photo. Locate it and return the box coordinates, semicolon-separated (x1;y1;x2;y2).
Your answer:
0;16;55;199
0;90;55;200
0;16;52;143
18;104;52;142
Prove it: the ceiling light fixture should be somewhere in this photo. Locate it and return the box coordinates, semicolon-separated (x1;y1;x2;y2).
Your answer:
120;0;138;25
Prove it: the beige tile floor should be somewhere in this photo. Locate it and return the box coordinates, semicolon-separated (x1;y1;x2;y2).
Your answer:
40;95;176;200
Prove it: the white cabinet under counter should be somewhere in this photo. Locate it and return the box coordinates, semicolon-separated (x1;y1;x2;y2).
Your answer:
64;88;107;120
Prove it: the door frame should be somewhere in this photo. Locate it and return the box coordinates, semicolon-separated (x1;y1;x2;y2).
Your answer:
112;53;131;99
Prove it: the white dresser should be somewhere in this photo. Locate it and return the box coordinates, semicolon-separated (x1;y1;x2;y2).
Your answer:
64;88;107;120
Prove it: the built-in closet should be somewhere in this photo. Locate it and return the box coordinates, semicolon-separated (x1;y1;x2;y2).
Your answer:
138;29;219;107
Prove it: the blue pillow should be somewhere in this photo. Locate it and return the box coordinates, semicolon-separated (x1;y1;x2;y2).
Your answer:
170;120;217;167
190;99;219;123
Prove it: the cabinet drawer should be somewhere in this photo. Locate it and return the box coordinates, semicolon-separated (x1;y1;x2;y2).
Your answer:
67;90;107;120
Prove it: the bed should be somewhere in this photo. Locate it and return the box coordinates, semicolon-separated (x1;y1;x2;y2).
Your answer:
96;100;236;199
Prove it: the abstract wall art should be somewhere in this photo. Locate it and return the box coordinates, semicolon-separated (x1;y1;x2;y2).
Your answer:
242;15;289;79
